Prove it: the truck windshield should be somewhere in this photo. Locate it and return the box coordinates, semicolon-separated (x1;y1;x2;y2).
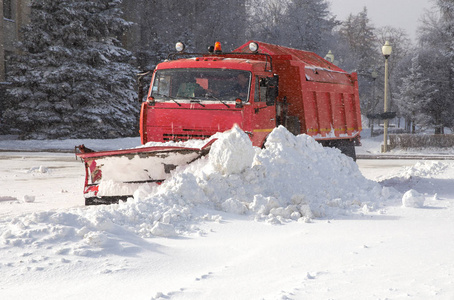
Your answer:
151;69;251;102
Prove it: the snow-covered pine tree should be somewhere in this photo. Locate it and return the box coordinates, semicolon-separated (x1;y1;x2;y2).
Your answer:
248;0;337;55
436;0;454;133
282;0;338;53
338;7;377;74
3;0;139;139
394;54;434;133
417;0;454;133
337;8;380;113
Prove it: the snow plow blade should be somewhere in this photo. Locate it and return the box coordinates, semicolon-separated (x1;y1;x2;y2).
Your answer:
75;140;216;205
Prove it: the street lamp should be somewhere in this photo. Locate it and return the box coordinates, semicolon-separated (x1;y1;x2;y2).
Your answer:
382;41;392;152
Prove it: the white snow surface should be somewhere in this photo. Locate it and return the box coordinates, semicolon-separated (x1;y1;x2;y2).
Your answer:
1;127;454;299
402;189;425;208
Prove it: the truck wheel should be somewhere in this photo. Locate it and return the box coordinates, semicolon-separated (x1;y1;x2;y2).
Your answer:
320;140;357;161
285;116;301;136
336;140;356;161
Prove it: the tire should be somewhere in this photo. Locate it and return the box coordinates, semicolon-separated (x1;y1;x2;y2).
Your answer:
320;139;357;161
285;116;301;136
336;139;356;161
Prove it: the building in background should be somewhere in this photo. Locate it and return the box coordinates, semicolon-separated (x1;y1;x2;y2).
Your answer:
1;0;29;131
1;0;30;82
0;0;29;119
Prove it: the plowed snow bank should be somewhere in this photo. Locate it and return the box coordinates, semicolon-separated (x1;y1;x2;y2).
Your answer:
0;126;397;256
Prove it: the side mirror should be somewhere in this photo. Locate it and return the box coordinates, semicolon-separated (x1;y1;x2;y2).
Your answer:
265;75;278;106
137;71;152;103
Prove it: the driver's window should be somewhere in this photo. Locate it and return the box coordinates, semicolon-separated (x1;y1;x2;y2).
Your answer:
255;76;267;102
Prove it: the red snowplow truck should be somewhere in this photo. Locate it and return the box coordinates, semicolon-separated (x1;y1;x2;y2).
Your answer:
77;41;362;205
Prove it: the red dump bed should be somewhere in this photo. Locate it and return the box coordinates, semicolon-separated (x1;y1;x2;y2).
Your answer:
234;41;362;140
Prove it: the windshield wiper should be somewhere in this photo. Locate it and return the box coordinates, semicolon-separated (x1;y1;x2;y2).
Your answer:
204;93;231;108
153;93;181;106
190;99;205;107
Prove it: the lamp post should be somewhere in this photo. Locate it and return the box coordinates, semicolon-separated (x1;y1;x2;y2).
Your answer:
381;41;392;152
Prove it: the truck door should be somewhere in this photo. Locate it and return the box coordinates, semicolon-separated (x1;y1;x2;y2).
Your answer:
252;76;277;146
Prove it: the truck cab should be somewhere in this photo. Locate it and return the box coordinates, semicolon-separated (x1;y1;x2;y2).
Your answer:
141;45;278;147
141;41;361;159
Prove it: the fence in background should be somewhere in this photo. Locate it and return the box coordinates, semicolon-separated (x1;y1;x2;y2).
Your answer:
389;134;454;149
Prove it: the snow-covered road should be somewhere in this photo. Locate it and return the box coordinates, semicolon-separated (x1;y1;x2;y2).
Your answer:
0;150;426;216
0;129;453;300
0;152;85;217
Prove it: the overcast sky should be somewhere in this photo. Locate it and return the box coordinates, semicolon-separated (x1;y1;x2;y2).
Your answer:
329;0;435;42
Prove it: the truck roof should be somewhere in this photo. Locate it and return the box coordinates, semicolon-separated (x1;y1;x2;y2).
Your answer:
156;56;262;72
234;40;345;73
157;41;352;83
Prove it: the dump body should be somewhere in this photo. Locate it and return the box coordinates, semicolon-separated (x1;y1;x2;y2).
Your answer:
142;41;361;152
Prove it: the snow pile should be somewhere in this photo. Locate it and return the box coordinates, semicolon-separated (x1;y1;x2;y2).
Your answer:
0;196;18;202
28;165;49;174
402;189;425;208
402;161;448;177
22;195;36;203
208;127;255;175
381;160;450;189
0;126;396;257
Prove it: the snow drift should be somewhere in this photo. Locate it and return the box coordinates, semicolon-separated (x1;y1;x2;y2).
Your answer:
0;126;396;257
402;189;425;207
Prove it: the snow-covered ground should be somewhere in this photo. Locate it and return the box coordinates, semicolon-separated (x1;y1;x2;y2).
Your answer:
0;127;453;300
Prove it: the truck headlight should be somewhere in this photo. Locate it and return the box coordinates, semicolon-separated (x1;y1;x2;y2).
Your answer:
249;42;259;53
175;42;186;52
